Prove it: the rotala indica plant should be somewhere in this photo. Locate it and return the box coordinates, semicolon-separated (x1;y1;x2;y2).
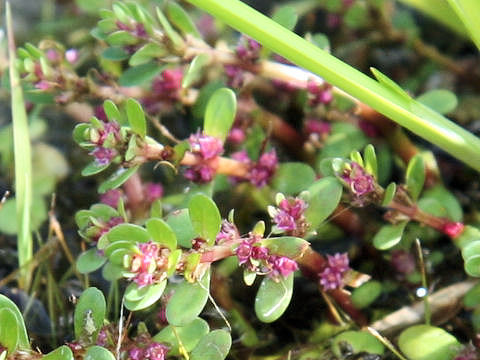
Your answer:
3;0;480;359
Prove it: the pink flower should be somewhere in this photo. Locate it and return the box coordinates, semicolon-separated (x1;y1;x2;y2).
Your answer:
144;183;164;203
184;164;216;183
129;347;144;360
65;49;79;64
35;80;51;91
216;220;238;244
273;211;297;232
100;189;123;208
97;121;121;146
89;147;116;166
188;132;224;160
152;69;183;99
224;64;245;88
269;255;298;278
304;119;331;136
236;239;254;265
341;162;375;197
327;253;350;273
227;127;246;144
130;241;161;287
442;221;464;238
236;36;261;62
250;150;278;187
319;267;344;290
144;342;169;360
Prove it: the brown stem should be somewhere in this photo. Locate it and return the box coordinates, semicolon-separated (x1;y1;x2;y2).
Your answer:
388;199;447;232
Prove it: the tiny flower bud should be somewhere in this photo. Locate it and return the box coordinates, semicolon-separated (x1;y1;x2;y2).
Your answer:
65;49;79;64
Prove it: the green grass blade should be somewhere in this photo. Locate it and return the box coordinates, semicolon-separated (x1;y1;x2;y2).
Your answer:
444;0;480;51
396;0;468;39
7;1;33;290
186;0;480;172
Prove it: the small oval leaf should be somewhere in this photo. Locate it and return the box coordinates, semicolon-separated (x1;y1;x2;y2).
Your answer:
126;98;146;138
0;308;19;354
42;346;74;360
188;194;221;246
76;248;107;274
84;346;116;360
146;218;177;250
204;88;236;142
372;221;408;250
271;162;316;195
98;166;140;194
398;325;459;360
255;274;294;323
406;154;425;201
190;330;232;360
305;177;343;229
74;288;106;342
166;270;210;326
124;281;167;311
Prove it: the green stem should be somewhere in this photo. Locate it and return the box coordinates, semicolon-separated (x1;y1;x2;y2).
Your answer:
7;2;33;290
186;0;480;172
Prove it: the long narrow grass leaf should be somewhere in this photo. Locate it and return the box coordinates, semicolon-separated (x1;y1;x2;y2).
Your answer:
186;0;480;172
7;2;33;289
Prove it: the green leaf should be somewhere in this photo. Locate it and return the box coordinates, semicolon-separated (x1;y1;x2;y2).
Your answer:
463;283;480;308
74;288;106;342
350;150;364;167
190;330;232;360
363;144;377;178
444;0;480;51
0;197;47;235
81;162;109;176
406;154;425;201
461;240;480;260
456;225;480;249
332;331;384;357
0;296;29;350
146;218;177;250
77;0;109;13
271;162;316;195
129;43;167;66
166;270;210;326
126;98;146;138
166;1;201;37
382;182;396;206
261;236;309;258
42;346;74;360
372;221;408;250
119;62;163;87
370;67;411;102
422;185;463;222
106;30;138;46
417;89;458;114
272;6;297;31
351;281;382;309
103;100;122;123
156;7;184;49
0;308;19;354
124;281;167;311
204;88;237;142
305;177;343;229
84;346;116;360
106;223;150;244
98;166;140;194
165;209;196;248
76;248;107;274
255;274;293;323
7;3;33;290
182;54;210;88
465;255;480;277
153;318;209;356
72;123;90;144
101;47;129;61
188;194;221;246
398;325;460;360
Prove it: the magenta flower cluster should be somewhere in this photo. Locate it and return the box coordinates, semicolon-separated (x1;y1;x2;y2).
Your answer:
236;235;298;279
231;149;278;187
129;241;167;287
307;81;333;106
88;120;122;166
319;253;350;290
184;132;224;183
270;197;308;236
341;162;375;197
216;220;239;244
129;342;169;360
236;36;262;63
